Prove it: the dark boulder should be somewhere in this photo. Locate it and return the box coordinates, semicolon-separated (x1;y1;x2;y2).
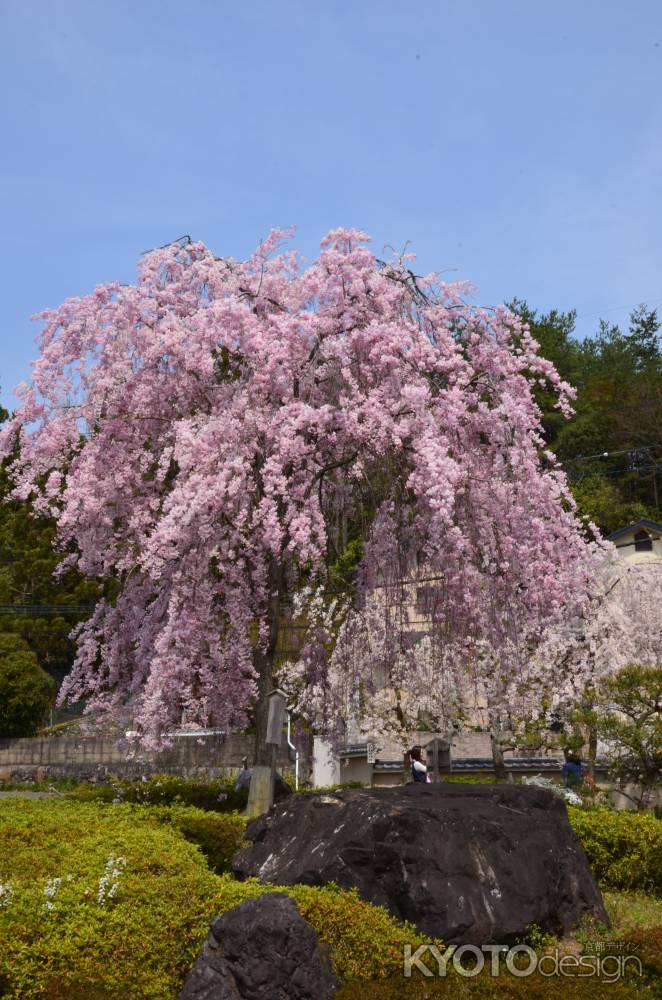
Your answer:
179;892;339;1000
232;783;608;945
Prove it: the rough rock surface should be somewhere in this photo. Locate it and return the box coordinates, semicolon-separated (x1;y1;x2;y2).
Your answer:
232;783;608;945
179;893;339;1000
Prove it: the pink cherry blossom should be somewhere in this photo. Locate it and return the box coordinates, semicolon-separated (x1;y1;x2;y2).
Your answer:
1;230;597;749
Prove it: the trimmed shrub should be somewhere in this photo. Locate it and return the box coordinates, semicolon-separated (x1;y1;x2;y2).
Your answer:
0;799;222;999
0;800;432;998
0;633;55;737
204;876;432;981
568;807;662;892
140;804;247;873
65;772;252;813
1;797;659;997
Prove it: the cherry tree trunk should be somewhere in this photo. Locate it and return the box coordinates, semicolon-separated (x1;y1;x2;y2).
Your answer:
253;647;276;766
253;558;283;766
587;724;597;780
490;732;508;780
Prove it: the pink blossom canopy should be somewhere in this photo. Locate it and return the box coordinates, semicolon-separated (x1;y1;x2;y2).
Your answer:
0;229;595;747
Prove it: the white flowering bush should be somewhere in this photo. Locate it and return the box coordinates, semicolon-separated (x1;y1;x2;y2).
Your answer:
522;773;583;806
97;855;126;906
0;882;13;909
43;876;62;911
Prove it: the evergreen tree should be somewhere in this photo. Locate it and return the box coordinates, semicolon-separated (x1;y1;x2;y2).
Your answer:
0;632;55;737
511;302;662;534
0;399;98;695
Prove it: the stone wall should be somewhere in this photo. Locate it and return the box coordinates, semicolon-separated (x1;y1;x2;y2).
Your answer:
0;733;306;784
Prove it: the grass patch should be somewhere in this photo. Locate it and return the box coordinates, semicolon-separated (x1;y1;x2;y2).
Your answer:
604;890;662;935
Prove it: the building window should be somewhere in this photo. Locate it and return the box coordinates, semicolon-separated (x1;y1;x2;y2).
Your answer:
634;530;653;552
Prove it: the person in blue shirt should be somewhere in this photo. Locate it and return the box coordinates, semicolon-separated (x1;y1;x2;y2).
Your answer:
561;750;585;788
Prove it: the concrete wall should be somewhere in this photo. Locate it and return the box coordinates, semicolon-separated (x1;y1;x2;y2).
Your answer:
0;733;304;784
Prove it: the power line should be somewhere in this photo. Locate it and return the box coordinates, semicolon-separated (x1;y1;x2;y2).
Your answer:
569;463;662;481
574;298;662;321
563;446;660;464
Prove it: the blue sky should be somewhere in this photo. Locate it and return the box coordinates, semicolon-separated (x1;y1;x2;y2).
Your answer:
1;0;661;410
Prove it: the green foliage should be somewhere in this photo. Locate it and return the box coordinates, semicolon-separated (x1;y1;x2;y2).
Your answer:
0;799;223;999
328;537;364;592
571;475;650;535
0;799;433;997
596;665;662;809
0;797;661;998
65;772;249;813
508;299;585;444
50;798;247;874
0;632;55;736
141;804;247;873
295;781;365;793
615;924;662;981
510;300;662;534
595;892;662;981
602;889;662;932
336;977;647;999
207;877;433;982
337;892;662;998
514;922;555;951
0;413;101;691
568;806;662;892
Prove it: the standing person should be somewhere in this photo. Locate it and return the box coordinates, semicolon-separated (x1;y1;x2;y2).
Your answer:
410;745;429;783
561;749;585;789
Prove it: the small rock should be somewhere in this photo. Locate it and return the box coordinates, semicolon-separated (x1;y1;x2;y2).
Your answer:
179;893;339;1000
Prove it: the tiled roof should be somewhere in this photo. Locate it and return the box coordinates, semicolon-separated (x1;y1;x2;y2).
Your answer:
372;756;564;772
606;518;662;541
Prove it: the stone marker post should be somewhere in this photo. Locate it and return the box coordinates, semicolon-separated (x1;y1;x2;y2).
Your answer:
247;688;287;817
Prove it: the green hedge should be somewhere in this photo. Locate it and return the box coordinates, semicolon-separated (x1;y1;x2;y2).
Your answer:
37;795;247;874
568;807;662;893
0;800;222;999
1;796;660;997
0;800;431;998
138;804;247;873
65;772;249;813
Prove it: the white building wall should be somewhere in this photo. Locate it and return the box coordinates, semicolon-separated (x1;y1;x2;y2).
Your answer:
312;737;341;787
611;527;662;564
